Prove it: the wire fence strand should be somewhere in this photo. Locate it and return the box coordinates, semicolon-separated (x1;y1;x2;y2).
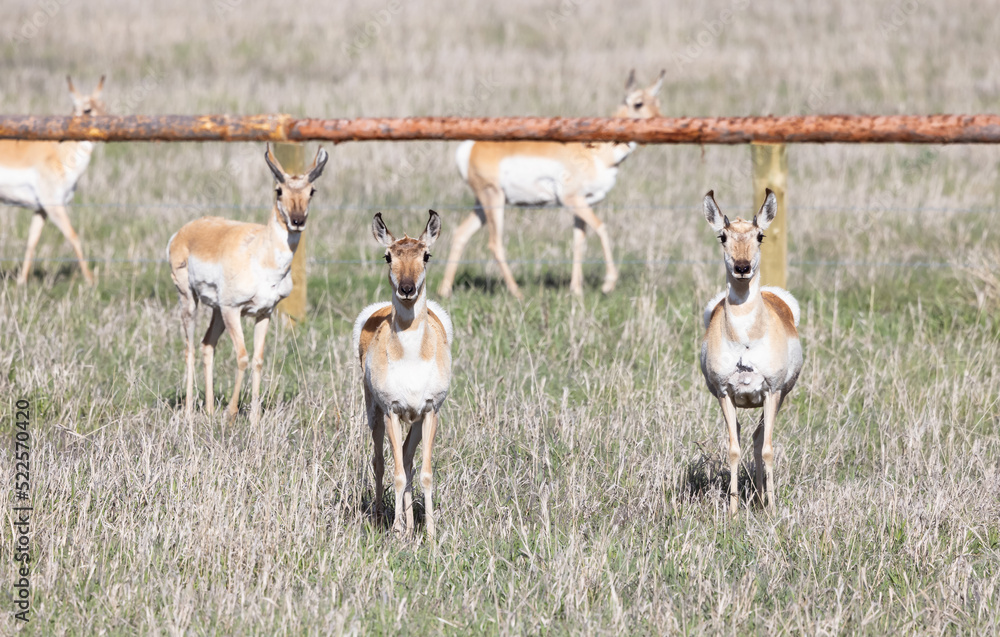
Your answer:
2;201;994;272
21;201;997;215
1;255;991;271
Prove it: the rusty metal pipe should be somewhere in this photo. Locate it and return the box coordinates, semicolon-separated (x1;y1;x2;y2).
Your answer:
2;114;999;144
0;114;296;142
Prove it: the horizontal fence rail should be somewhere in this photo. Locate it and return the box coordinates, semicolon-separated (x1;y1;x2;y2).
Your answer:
2;114;1000;144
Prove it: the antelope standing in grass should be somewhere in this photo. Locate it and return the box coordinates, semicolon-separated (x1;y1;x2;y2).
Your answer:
439;69;665;299
167;145;328;425
700;189;803;515
0;76;107;285
353;211;453;539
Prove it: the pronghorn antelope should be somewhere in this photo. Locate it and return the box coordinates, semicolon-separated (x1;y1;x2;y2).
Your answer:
353;211;453;539
439;69;665;299
167;145;329;425
0;76;107;285
700;189;803;515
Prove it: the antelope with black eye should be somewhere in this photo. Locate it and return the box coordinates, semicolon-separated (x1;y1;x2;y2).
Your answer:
700;189;803;515
353;211;453;540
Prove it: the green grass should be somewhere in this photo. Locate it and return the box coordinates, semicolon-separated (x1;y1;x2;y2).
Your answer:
2;249;997;633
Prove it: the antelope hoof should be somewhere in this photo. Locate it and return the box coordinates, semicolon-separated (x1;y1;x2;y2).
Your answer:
602;272;618;294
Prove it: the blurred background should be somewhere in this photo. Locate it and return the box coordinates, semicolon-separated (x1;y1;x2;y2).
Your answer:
2;0;997;281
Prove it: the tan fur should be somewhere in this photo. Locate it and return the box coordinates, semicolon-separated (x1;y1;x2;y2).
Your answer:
700;190;803;516
358;307;451;379
463;141;622;190
439;69;665;299
355;211;452;540
762;291;798;335
421;311;449;365
170;217;265;269
0;76;107;285
0;141;83;174
358;305;393;363
168;146;328;426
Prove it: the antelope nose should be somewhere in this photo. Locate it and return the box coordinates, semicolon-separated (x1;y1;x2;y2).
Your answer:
399;283;415;297
734;262;751;275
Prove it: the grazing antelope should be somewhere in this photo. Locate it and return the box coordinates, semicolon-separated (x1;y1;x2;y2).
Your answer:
353;211;453;539
439;69;665;299
167;145;329;425
700;189;803;515
0;76;107;285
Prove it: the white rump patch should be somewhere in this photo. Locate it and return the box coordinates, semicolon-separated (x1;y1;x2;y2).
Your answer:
165;232;178;262
703;290;726;329
762;286;801;326
455;141;475;181
352;302;392;355
427;300;454;345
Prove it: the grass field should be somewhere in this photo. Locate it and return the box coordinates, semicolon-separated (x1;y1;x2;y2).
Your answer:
2;0;999;633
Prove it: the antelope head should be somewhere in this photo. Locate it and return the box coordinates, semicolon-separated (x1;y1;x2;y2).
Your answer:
67;75;108;117
372;210;441;304
615;68;665;119
265;145;329;232
704;189;777;281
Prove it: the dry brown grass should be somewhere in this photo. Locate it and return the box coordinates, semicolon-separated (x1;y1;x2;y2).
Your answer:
1;0;999;633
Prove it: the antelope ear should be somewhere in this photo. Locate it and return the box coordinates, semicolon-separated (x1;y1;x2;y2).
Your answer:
703;190;726;232
625;69;637;92
307;147;329;183
372;213;395;248
94;74;106;95
755;189;777;230
67;75;79;97
420;210;441;247
649;69;665;95
264;144;287;184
